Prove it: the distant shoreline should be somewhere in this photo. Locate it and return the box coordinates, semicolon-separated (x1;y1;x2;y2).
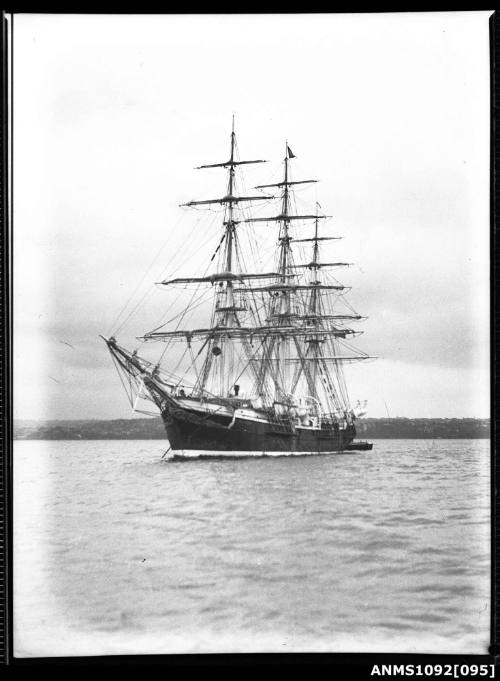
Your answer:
13;417;491;441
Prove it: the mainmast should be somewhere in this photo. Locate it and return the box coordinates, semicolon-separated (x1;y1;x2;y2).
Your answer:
247;146;366;413
250;143;319;401
276;144;294;401
279;143;291;307
306;206;322;401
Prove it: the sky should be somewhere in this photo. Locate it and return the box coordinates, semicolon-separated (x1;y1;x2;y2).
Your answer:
12;11;491;420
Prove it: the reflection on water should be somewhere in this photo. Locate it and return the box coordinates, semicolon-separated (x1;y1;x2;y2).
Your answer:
14;439;490;656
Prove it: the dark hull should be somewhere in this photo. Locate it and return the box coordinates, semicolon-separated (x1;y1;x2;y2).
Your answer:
161;402;356;454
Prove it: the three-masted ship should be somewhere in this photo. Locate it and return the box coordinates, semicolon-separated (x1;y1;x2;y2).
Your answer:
103;121;373;457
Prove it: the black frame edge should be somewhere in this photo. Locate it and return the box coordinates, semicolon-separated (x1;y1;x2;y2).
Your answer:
491;8;499;661
1;9;12;667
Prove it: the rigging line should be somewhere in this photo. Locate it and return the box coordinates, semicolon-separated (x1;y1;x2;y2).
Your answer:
329;337;350;400
188;344;200;384
249;221;267;269
290;343;309;395
322;344;346;406
108;210;190;336
114;255;216;338
238;198;268;277
272;338;289;401
233;231;264;328
169;346;189;383
336;335;368;355
111;352;135;408
115;284;161;336
232;313;268;390
235;231;274;323
113;237;214;337
210;232;226;262
292;336;316;397
254;334;275;397
156;334;175;367
340;296;361;316
154;210;221;285
325;338;345;406
161;287;206;358
153;287;214;330
176;235;229;391
148;284;213;334
319;357;341;413
146;218;220;323
248;337;276;398
148;235;218;336
337;362;349;408
161;210;221;277
176;334;211;388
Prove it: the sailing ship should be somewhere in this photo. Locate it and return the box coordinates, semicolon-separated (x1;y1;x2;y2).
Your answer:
103;121;373;457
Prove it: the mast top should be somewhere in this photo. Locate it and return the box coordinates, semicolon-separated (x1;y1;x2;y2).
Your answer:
195;117;268;169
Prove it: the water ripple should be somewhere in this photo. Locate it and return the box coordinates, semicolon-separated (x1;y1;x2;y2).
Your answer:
14;438;490;656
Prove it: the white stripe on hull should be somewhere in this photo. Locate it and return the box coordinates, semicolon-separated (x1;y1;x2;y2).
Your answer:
168;449;358;460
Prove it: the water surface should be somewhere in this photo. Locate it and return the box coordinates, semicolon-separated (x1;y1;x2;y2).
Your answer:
14;439;490;656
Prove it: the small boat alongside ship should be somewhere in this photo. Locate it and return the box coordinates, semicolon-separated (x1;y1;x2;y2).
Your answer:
103;121;374;458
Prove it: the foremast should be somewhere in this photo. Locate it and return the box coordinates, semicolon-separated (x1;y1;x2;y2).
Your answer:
175;118;272;399
247;145;332;410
